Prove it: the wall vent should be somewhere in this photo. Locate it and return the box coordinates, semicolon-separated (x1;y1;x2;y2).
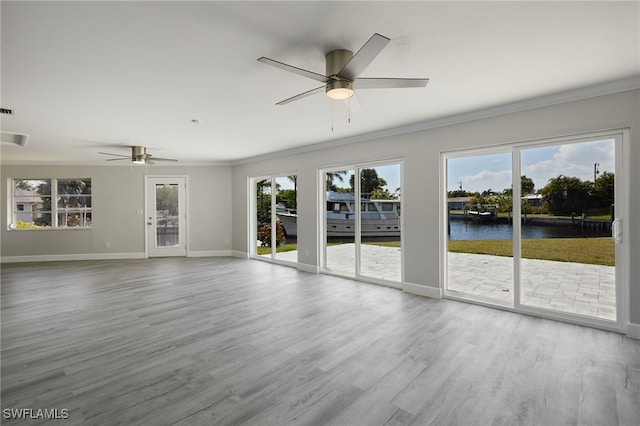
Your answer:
0;108;15;115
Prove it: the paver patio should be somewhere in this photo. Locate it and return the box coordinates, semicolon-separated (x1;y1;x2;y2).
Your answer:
261;244;616;321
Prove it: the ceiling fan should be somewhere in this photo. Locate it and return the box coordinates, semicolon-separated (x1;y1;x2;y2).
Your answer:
258;33;429;105
98;146;178;164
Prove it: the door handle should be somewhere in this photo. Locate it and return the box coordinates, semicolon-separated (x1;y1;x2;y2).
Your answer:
611;219;622;243
147;217;153;226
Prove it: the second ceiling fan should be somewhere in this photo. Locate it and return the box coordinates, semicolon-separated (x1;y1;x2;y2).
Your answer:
98;146;177;165
258;33;429;105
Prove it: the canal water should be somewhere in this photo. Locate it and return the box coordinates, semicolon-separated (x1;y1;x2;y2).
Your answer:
448;220;611;240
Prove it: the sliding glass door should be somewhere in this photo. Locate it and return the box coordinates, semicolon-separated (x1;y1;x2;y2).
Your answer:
324;168;356;276
445;151;514;306
444;132;627;330
274;176;298;262
252;174;297;264
322;162;402;286
518;138;618;321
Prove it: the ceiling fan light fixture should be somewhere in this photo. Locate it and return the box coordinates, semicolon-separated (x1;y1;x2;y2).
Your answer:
132;146;146;164
326;80;354;100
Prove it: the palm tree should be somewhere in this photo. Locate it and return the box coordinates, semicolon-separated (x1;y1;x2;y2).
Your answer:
325;171;349;191
287;175;297;209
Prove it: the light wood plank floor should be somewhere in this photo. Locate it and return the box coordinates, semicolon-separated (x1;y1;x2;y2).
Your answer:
2;257;639;425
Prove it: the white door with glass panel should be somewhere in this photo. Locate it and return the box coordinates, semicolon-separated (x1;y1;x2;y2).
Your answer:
146;176;187;257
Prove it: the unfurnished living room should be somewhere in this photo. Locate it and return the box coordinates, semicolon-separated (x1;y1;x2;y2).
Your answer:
1;2;639;425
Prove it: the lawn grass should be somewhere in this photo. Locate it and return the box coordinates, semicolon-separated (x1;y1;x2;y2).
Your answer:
448;237;614;266
258;238;614;266
256;243;298;256
368;238;614;266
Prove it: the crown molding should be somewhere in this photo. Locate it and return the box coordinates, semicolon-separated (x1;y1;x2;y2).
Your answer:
231;75;640;166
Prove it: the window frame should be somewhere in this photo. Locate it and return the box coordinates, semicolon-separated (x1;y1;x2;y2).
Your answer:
8;178;92;230
440;129;629;334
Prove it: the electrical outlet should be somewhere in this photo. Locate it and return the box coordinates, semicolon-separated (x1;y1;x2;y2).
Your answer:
104;242;110;248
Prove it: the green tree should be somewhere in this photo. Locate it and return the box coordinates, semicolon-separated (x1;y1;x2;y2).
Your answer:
15;180;36;191
156;186;178;215
33;180;52;227
277;189;297;210
521;175;535;195
593;171;614;208
540;175;593;216
369;188;397;200
349;168;387;195
256;179;271;224
448;190;471;197
287;175;297;209
326;171;349;191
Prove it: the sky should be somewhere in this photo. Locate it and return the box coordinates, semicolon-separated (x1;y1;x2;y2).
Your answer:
447;139;615;193
274;138;614;196
329;164;401;196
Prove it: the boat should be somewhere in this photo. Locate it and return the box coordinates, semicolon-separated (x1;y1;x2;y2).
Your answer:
466;210;494;222
275;207;297;237
276;191;400;238
465;204;499;222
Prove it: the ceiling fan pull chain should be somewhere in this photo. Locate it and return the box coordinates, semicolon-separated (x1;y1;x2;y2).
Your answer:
331;100;334;132
348;98;351;124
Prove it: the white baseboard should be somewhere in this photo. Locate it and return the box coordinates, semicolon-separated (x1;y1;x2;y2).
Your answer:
627;322;640;340
297;263;319;274
0;252;146;263
187;250;233;258
403;282;442;299
231;250;249;259
1;250;239;263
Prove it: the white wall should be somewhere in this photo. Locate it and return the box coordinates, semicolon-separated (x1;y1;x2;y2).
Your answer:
231;90;640;327
2;90;638;331
1;165;232;259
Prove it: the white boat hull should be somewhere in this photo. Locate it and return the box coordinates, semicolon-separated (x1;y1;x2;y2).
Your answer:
326;218;400;238
276;213;297;237
276;191;401;239
278;213;400;238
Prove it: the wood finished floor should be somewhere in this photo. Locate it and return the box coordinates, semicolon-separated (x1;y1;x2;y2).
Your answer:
1;257;639;426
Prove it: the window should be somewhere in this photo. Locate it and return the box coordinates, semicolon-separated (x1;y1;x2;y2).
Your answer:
10;179;92;229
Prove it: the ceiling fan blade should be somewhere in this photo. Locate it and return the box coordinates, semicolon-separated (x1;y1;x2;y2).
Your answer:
99;151;130;158
105;157;130;161
145;159;155;165
148;156;178;162
258;57;330;83
275;85;326;105
336;33;390;81
355;77;429;89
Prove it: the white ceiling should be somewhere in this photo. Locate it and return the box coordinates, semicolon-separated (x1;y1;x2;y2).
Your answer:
1;1;639;166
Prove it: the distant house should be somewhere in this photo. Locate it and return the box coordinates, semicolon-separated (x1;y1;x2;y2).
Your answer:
14;188;44;223
522;194;543;206
448;196;472;210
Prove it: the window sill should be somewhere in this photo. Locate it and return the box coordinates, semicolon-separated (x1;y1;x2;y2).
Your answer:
7;227;92;232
